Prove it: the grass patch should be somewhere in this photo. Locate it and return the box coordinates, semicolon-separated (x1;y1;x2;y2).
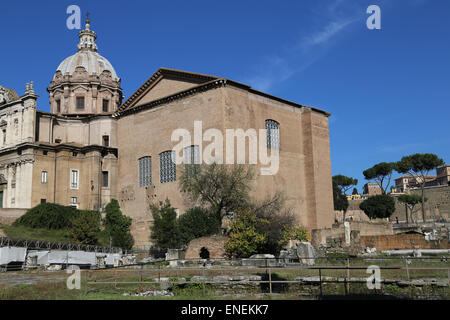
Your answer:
1;224;71;243
0;224;110;247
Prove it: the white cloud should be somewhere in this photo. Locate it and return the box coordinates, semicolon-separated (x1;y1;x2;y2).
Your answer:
244;1;360;91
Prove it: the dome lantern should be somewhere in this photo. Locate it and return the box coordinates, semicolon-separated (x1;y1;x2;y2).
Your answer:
77;15;98;52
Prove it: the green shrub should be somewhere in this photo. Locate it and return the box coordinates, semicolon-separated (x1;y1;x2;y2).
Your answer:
104;199;134;250
359;194;395;219
225;209;268;258
178;207;220;245
14;203;77;230
69;210;101;245
150;199;181;249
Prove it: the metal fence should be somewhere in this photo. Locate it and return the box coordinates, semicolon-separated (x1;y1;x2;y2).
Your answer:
82;256;450;298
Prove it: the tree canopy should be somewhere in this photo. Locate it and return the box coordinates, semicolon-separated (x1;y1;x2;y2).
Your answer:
150;199;182;249
396;153;444;175
179;163;254;220
104;199;134;250
332;180;349;218
332;175;358;195
398;194;427;224
359;195;395;220
178;207;221;245
396;153;444;222
363;162;396;194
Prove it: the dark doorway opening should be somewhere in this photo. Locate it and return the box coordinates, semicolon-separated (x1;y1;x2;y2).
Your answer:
199;247;210;259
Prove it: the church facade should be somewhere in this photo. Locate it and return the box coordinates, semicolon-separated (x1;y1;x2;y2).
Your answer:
0;19;334;246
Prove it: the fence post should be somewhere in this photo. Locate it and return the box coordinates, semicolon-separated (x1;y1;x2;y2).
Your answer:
319;268;323;298
84;270;89;296
405;259;410;281
346;258;350;294
268;266;272;295
447;267;449;286
140;264;143;285
158;263;161;282
202;266;206;296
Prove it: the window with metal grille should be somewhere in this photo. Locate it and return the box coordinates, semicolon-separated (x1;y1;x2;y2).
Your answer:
138;156;152;187
160;151;176;183
265;119;280;150
184;145;200;178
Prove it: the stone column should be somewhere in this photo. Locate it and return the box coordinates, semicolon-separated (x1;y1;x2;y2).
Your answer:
344;221;351;246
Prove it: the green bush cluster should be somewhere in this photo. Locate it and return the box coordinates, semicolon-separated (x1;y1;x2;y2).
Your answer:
68;210;102;245
13;200;134;250
150;199;220;249
14;203;77;229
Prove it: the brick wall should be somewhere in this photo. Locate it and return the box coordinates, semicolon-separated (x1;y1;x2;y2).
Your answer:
393;185;450;223
185;235;228;259
361;234;449;250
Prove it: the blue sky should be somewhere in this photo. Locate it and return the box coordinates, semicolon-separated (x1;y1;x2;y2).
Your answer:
1;0;449;192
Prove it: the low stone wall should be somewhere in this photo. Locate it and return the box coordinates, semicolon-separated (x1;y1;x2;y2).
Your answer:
0;208;27;225
361;234;449;251
185;235;228;259
311;221;393;248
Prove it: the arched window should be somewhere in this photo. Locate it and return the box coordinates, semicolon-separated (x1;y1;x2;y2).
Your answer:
265;119;280;149
160;151;176;183
184;145;200;178
138;156;152;187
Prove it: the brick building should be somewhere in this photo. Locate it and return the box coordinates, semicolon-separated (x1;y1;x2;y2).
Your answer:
0;19;335;246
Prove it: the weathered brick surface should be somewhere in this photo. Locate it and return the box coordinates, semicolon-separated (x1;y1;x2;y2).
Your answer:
0;208;27;225
185;235;228;259
393;185;450;223
361;234;449;250
311;221;393;248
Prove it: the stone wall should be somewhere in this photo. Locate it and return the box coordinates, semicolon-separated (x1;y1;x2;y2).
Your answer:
392;185;450;223
0;208;27;225
311;221;393;249
334;199;370;222
185;235;228;259
361;234;449;250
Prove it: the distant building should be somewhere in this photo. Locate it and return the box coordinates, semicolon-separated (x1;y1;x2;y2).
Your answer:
346;194;362;200
393;175;437;193
436;165;450;186
363;182;382;196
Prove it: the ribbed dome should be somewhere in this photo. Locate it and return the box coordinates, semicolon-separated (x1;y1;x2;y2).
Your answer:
54;17;119;81
55;51;119;81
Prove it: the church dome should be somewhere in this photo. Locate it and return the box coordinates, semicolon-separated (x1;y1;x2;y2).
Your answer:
54;17;119;81
48;17;123;115
56;51;119;81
